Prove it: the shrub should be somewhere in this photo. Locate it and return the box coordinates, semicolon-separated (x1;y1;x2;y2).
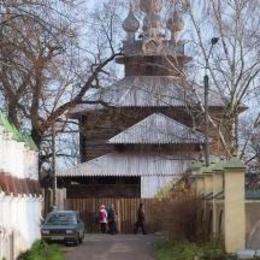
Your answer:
18;240;64;260
151;175;204;242
155;240;237;260
156;240;201;260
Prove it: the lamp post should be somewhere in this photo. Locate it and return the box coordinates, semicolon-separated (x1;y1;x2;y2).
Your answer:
52;123;57;207
203;37;219;240
51;121;65;208
204;37;219;167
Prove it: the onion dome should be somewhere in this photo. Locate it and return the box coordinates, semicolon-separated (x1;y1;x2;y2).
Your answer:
122;4;140;33
142;13;161;33
140;0;162;14
167;10;185;34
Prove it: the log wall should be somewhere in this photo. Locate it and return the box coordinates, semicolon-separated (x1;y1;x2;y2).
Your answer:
80;107;226;161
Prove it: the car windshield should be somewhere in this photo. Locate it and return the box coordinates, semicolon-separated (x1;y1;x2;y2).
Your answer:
45;212;77;225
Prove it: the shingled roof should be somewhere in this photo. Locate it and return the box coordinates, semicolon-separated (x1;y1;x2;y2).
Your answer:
70;76;227;116
57;152;193;177
108;113;206;145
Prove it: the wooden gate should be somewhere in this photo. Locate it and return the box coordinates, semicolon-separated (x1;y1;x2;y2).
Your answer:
64;198;155;233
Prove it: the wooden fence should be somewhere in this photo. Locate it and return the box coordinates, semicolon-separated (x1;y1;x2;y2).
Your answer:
64;198;156;233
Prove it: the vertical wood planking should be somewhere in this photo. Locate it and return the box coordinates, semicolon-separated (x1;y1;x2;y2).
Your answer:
64;198;154;233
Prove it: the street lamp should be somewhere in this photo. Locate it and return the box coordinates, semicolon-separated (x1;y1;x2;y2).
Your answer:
52;123;57;207
51;121;65;207
204;37;219;167
203;37;219;240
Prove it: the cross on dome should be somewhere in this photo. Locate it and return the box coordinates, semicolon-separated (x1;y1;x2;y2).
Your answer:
121;0;187;59
167;10;185;44
140;0;162;14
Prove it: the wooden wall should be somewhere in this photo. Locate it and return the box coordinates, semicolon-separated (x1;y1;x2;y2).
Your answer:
67;184;140;198
124;56;186;77
58;177;141;198
80;107;226;162
65;198;156;234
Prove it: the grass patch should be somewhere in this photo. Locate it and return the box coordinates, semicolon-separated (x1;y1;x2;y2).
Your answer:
18;240;64;260
155;240;239;260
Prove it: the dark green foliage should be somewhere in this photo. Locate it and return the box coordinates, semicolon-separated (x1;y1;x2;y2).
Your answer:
18;240;64;260
155;240;260;260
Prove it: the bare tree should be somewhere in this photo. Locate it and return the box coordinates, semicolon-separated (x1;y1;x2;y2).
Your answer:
1;0;259;174
137;0;260;157
79;0;259;161
0;0;122;175
178;0;260;156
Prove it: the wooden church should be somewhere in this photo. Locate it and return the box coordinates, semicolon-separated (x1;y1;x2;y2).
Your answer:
57;1;226;199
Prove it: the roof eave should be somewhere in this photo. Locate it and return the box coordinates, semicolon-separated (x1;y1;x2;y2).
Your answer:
109;141;205;145
68;105;231;119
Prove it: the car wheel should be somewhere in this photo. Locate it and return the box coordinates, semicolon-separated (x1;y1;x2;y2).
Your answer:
79;237;82;244
74;234;80;246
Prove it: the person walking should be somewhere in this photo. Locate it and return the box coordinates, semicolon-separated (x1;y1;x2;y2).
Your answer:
99;204;108;233
134;203;147;235
107;204;116;235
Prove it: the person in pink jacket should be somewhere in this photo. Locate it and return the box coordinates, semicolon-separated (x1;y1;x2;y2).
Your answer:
99;204;108;233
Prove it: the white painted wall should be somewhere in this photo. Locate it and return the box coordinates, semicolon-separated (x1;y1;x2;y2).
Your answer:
141;176;178;198
0;193;43;259
141;160;191;198
0;124;42;260
0;125;38;179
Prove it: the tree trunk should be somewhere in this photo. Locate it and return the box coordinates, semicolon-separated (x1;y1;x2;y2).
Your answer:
223;110;239;157
7;98;19;128
31;127;42;148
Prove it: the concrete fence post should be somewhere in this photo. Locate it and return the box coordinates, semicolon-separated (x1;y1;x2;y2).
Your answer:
224;157;246;254
190;161;204;197
202;165;215;237
212;160;225;237
203;166;213;196
195;176;204;197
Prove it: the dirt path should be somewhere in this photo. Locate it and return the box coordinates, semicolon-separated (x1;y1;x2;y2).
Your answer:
63;234;159;260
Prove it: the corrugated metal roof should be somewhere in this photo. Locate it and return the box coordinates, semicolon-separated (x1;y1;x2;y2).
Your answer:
70;76;226;116
108;113;205;144
56;153;193;177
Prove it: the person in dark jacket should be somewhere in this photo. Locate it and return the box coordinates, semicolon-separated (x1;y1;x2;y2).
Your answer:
134;203;147;235
107;204;116;235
